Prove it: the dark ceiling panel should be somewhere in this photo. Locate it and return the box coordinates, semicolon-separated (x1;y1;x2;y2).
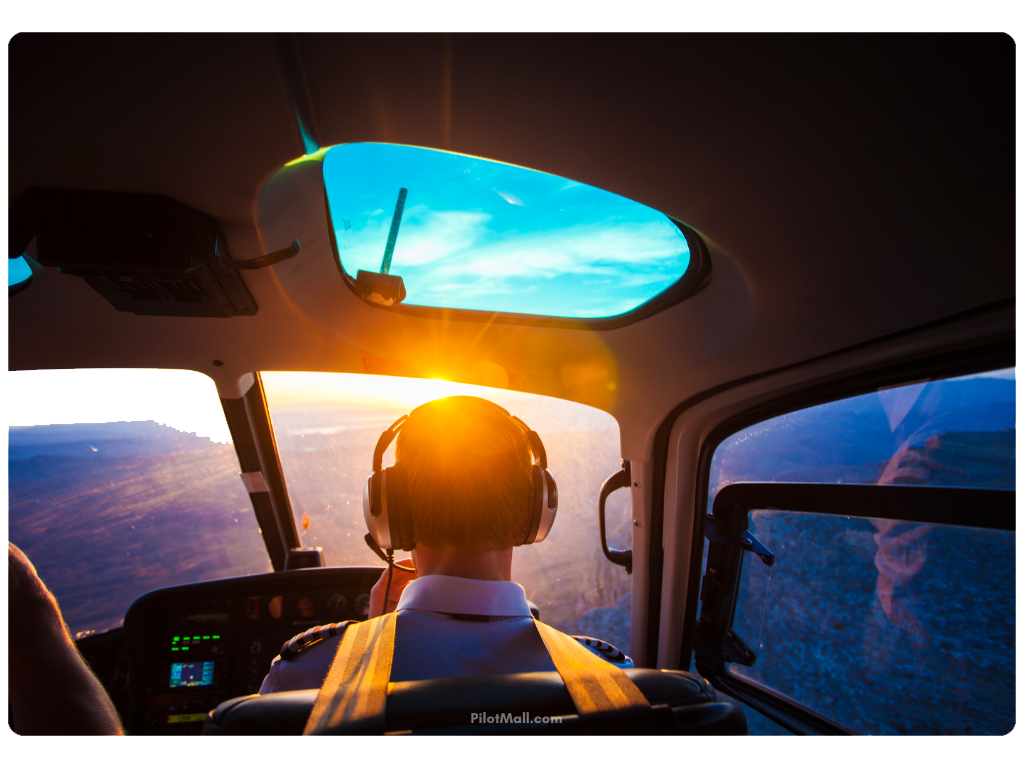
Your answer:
298;33;451;151
8;33;1015;347
299;33;1013;342
9;33;302;256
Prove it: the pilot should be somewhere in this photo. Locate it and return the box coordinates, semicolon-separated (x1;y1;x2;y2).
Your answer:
8;542;124;735
260;395;631;694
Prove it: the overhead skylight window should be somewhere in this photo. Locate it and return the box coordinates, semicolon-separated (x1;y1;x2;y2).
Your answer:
323;143;698;320
9;254;33;296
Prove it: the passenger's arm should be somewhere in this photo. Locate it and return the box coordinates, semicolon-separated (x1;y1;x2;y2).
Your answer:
8;542;124;735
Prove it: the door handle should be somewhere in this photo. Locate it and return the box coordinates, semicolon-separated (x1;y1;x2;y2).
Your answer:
599;460;633;574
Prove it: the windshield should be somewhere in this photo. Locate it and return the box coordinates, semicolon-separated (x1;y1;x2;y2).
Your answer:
262;372;632;646
7;369;272;638
323;143;691;319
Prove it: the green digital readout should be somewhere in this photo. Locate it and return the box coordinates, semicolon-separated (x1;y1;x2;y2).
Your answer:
168;712;207;724
171;634;221;650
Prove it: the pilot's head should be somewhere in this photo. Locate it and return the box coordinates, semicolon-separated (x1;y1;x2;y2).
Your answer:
395;396;535;552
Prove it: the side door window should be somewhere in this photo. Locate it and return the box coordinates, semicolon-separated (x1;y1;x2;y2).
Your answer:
694;369;1015;735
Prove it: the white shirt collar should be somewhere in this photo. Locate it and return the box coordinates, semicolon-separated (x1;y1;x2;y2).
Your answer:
395;575;533;618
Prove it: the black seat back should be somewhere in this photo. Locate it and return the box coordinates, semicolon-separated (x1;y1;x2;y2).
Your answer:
203;669;747;735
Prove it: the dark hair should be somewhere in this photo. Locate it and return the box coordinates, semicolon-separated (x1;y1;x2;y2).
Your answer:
395;396;534;550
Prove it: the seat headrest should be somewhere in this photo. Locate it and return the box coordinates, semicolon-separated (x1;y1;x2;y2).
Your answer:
202;669;747;735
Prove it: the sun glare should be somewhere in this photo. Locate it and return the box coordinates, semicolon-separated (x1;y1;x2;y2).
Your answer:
260;371;524;410
6;369;542;447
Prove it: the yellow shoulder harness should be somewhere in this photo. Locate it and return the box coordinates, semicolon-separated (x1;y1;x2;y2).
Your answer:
303;614;648;735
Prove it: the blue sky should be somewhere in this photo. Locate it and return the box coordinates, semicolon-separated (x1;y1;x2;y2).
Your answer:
323;143;690;318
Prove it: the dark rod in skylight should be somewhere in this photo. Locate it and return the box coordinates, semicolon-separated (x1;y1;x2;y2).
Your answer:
380;187;408;275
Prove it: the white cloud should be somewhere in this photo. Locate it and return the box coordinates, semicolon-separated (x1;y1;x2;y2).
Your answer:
395;210;492;266
339;208;493;271
411;217;686;282
338;203;689;309
496;190;525;206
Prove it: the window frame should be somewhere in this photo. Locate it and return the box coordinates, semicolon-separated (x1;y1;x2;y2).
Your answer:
678;338;1016;734
220;372;301;571
692;482;1015;735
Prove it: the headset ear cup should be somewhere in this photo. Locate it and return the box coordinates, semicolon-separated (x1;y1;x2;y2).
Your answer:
362;474;373;538
386;464;415;551
521;465;545;545
364;414;409;552
364;470;390;550
543;469;558;511
382;467;401;553
532;468;558;543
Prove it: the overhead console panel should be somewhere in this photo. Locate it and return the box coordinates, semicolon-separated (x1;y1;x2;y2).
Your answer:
10;188;259;318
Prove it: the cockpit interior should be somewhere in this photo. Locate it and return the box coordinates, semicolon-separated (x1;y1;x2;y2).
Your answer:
7;32;1015;738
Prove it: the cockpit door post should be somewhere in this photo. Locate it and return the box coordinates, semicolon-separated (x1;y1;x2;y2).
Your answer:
221;373;301;570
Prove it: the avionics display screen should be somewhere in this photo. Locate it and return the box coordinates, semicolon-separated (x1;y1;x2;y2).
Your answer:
169;661;215;688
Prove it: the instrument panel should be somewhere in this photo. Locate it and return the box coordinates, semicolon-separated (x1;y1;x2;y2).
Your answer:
123;566;383;735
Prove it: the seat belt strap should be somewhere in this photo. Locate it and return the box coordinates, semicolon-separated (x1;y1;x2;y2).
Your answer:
533;619;650;715
303;612;648;734
303;612;397;735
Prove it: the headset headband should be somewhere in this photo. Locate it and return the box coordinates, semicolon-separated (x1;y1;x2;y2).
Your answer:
364;400;558;553
373;414;408;473
378;405;545;470
511;415;547;469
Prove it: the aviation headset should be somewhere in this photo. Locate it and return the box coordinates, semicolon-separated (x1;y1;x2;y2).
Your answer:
363;401;559;554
